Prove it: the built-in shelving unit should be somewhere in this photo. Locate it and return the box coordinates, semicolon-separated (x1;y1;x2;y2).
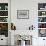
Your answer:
38;3;46;37
0;3;8;37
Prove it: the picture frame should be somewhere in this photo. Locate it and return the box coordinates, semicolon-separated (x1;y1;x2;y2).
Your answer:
17;10;29;19
38;29;46;37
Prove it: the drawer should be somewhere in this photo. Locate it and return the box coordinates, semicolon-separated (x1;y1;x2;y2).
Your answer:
0;37;8;45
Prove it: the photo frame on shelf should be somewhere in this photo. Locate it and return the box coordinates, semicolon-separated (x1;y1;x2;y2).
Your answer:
38;3;46;10
17;10;29;19
0;17;8;22
0;23;8;37
38;29;46;37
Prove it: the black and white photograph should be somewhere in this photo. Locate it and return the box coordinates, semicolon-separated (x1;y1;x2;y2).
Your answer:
17;10;29;19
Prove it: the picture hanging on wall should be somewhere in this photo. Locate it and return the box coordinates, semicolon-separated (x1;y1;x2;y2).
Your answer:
17;10;29;19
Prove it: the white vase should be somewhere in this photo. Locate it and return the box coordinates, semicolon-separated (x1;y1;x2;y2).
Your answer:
21;40;25;46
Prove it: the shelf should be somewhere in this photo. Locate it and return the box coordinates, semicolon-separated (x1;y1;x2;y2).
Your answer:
38;10;46;11
38;28;46;29
0;16;8;17
0;22;8;23
38;15;46;17
38;22;46;23
0;10;8;11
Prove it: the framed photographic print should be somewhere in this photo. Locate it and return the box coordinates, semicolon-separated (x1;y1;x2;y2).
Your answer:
38;29;46;37
17;10;29;19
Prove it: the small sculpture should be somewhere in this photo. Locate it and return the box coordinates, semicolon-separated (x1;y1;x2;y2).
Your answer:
11;23;16;30
29;25;35;30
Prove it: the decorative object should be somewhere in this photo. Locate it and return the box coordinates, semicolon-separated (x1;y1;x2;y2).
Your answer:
17;10;29;19
21;40;25;46
11;23;16;30
38;3;46;10
5;6;8;10
15;35;32;46
39;29;46;37
38;23;46;28
19;35;29;40
38;17;46;22
40;8;44;10
0;17;8;22
0;6;1;10
0;11;8;16
29;25;35;30
0;23;8;37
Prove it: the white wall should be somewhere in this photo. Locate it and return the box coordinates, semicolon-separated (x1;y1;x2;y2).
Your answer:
11;0;46;46
11;0;38;30
11;0;46;30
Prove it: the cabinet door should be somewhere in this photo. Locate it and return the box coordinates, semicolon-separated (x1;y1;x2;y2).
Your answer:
38;38;46;46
